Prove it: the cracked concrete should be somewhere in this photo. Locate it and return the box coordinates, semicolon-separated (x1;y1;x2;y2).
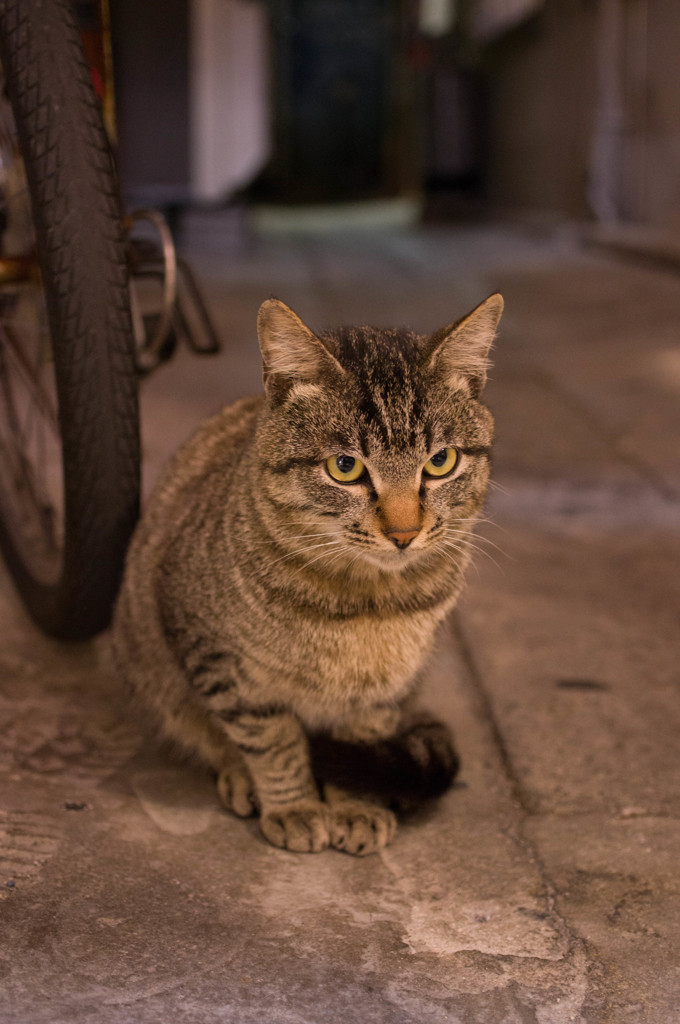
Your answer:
1;225;679;1022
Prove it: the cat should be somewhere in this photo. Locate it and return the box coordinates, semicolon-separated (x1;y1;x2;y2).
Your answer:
112;293;503;856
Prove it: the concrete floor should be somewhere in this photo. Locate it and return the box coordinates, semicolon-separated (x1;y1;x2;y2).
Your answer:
1;224;679;1023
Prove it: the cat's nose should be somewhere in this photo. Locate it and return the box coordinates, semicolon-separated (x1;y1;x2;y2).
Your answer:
387;528;420;549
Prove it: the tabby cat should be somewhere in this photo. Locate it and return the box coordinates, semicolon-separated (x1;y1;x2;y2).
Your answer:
112;293;503;855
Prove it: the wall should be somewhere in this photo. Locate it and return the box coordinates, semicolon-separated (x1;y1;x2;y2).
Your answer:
189;0;270;203
112;0;269;207
112;0;191;206
619;0;680;229
481;2;597;220
480;0;680;229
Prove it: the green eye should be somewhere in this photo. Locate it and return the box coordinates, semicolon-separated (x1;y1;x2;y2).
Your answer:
423;447;459;478
326;454;365;483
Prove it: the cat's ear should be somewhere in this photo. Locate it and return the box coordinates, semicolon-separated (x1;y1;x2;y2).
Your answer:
257;298;344;401
425;293;503;397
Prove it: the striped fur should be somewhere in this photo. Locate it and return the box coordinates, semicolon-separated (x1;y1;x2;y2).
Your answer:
112;295;503;855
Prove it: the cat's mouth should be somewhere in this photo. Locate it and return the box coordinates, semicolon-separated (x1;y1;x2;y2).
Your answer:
357;544;425;571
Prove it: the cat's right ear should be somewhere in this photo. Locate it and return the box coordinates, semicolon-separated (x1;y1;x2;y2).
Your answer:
257;298;344;402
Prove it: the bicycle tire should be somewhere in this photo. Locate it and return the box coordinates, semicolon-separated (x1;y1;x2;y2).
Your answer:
0;0;140;639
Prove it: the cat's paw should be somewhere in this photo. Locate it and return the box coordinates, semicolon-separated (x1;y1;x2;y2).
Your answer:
217;763;258;818
332;703;402;745
330;799;397;856
260;799;330;853
401;719;459;791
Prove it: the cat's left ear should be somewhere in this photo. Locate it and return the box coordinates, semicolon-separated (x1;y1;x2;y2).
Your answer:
424;293;504;397
257;297;344;402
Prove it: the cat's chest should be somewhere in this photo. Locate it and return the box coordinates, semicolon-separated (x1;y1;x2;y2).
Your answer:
243;608;440;712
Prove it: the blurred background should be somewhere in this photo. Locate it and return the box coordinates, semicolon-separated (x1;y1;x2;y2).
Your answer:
109;0;680;242
100;0;680;511
2;4;680;1017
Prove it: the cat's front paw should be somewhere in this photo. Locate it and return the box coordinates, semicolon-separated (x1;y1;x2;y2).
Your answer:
217;763;258;818
401;719;459;792
260;799;331;853
330;799;396;856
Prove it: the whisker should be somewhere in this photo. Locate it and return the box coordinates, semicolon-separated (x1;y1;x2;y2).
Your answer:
283;521;330;527
449;516;505;535
259;532;333;546
288;542;347;579
325;547;357;575
442;528;509;559
463;516;512;537
445;534;508;558
266;539;341;569
438;543;481;580
342;548;370;580
441;537;505;575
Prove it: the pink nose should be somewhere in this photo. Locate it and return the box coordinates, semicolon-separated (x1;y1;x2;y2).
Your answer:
387;528;419;549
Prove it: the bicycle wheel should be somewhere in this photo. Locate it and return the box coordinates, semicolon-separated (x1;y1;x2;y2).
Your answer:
0;0;140;640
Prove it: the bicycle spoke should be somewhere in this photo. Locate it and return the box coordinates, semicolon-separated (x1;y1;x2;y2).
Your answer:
0;322;59;432
0;288;62;561
0;355;55;514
